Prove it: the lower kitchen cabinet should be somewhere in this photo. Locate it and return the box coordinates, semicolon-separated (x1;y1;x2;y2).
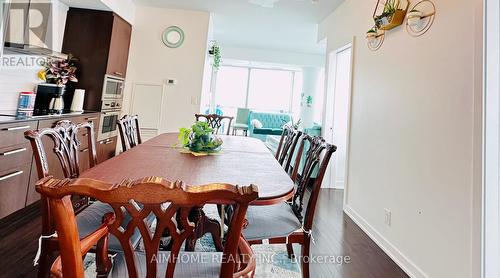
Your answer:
25;162;40;206
0;112;115;220
97;136;118;164
0;164;32;219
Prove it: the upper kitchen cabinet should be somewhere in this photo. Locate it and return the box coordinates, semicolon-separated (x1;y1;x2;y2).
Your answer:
107;15;132;78
62;8;132;111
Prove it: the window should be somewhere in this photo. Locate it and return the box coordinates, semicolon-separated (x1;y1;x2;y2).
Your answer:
214;67;248;109
210;65;302;118
247;69;294;111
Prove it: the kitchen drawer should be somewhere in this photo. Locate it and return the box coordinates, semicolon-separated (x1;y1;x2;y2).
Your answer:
0;164;31;219
0;142;33;171
78;146;93;173
0;121;37;148
38;115;100;150
80;113;100;129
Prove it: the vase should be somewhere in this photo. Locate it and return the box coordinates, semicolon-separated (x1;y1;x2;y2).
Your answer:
407;11;423;27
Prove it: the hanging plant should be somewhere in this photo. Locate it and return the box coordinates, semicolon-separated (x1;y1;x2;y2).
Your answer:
208;41;221;72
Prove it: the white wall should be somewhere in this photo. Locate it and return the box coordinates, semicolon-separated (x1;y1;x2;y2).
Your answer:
0;0;68;111
319;0;482;277
123;6;211;132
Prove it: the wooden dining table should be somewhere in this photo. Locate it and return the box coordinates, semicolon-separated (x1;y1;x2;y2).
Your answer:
80;133;295;250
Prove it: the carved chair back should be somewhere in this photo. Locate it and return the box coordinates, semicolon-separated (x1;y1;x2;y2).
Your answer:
36;177;259;278
290;135;336;232
117;115;142;151
275;126;302;174
195;114;234;135
24;120;97;233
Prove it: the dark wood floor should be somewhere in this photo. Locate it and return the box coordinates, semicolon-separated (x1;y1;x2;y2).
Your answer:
0;189;408;278
309;189;408;278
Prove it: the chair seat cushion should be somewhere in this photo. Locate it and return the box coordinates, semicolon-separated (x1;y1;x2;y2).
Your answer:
253;128;283;135
110;251;222;277
243;202;302;241
233;123;248;130
76;201;154;252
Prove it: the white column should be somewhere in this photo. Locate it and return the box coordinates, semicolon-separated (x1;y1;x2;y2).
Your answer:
300;67;321;129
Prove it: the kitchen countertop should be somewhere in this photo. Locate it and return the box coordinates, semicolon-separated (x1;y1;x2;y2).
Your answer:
0;110;101;124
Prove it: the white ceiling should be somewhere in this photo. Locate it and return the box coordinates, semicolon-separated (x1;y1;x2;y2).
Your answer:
133;0;344;54
59;0;110;11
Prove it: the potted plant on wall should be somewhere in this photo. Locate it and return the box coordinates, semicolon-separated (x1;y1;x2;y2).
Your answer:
373;0;409;30
374;0;397;27
366;28;378;41
208;41;221;72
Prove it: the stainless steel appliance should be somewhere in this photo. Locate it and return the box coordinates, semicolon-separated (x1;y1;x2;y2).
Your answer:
98;99;122;141
33;84;66;115
102;75;125;99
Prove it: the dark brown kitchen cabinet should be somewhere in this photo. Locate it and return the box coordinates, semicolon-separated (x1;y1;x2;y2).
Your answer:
107;15;132;78
97;136;118;164
62;8;132;111
0;113;116;219
25;162;40;206
33;114;101;213
0;120;37;219
0;164;32;219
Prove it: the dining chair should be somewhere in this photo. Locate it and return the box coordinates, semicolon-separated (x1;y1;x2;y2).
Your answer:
242;135;336;278
25;120;145;278
35;176;259;278
195;113;234;135
275;125;303;174
232;108;250;136
117;115;142;151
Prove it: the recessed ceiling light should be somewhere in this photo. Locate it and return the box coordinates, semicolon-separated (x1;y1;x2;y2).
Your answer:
248;0;280;8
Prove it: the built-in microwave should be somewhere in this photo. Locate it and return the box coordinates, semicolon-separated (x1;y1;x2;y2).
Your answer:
102;75;125;99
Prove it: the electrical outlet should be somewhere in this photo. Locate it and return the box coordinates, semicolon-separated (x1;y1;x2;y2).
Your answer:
384;209;392;227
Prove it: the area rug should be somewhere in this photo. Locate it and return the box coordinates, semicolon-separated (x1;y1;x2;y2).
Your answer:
83;205;300;277
83;238;300;277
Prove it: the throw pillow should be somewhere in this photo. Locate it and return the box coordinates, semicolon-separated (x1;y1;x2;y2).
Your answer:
251;119;263;129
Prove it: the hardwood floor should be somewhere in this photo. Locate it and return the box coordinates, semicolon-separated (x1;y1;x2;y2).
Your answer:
309;189;408;278
0;189;408;278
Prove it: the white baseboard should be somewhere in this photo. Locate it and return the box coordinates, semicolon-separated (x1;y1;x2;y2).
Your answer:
344;205;429;278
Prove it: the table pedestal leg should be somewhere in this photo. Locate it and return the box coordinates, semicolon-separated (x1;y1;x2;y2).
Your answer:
185;206;224;252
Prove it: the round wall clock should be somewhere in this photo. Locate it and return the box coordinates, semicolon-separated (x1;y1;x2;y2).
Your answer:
162;26;185;48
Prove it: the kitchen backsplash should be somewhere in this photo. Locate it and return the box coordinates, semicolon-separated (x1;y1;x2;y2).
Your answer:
0;0;68;112
0;67;41;112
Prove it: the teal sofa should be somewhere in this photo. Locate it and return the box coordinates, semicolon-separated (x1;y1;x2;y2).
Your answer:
248;111;292;141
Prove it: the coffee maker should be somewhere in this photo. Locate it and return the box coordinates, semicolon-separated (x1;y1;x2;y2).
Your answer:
33;84;66;115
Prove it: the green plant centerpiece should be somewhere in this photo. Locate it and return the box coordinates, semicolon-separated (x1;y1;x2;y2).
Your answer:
178;122;223;153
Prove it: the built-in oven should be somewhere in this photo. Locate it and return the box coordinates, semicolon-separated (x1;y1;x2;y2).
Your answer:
102;75;125;100
98;99;122;141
